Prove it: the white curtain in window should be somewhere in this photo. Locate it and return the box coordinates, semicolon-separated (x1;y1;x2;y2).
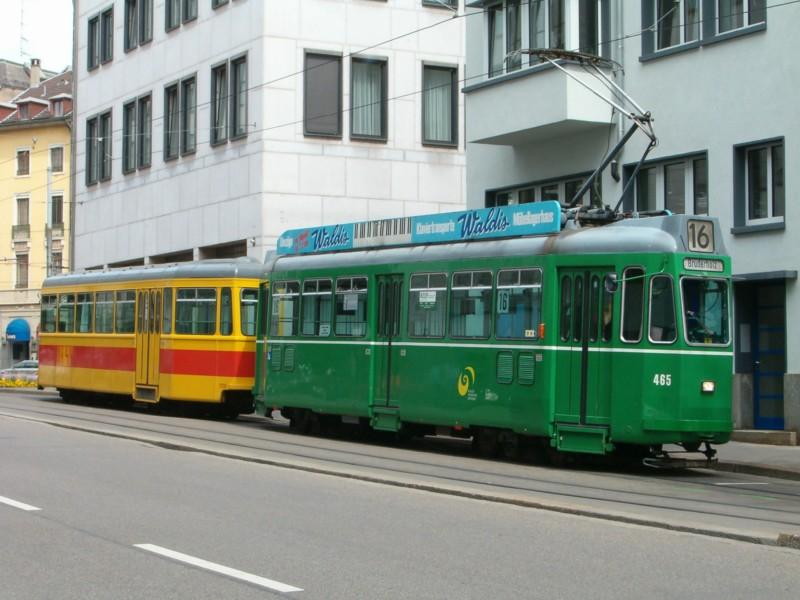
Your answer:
213;68;227;141
423;68;452;144
352;61;382;137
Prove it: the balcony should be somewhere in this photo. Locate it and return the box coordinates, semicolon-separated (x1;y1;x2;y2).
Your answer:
465;63;615;146
48;223;64;240
12;224;30;241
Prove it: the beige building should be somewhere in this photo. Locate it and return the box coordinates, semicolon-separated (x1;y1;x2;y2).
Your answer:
0;62;72;368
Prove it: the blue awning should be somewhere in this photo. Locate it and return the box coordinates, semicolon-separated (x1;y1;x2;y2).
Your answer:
6;319;30;342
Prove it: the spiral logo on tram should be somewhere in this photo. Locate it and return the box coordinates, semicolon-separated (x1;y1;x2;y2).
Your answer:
457;367;476;397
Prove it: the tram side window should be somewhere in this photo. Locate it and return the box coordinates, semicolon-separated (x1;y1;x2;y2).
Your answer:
57;294;75;333
335;277;368;337
559;277;571;341
408;273;446;338
220;288;233;336
41;295;57;333
450;271;492;339
649;276;676;343
301;279;332;337
682;278;730;345
76;293;94;333
270;281;300;337
95;291;114;333
175;288;217;335
163;288;173;334
621;267;645;342
496;269;542;340
115;291;136;333
241;288;258;336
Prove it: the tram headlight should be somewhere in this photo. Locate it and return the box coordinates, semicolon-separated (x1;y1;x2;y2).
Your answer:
701;381;716;393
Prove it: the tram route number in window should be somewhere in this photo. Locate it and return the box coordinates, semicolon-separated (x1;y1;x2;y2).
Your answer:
653;373;672;386
687;220;714;254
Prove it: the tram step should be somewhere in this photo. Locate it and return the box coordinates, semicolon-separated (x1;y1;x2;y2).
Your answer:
555;424;610;455
371;407;401;432
134;386;158;403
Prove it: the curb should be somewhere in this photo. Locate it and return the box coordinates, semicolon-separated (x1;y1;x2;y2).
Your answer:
3;410;796;551
713;461;800;483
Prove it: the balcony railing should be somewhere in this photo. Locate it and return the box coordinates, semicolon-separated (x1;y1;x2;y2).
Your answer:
48;223;64;239
12;224;30;241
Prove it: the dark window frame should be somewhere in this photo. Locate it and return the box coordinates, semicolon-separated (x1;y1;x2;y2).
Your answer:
181;75;198;154
421;63;458;148
350;56;388;142
230;53;248;140
100;7;114;64
732;136;785;234
122;99;137;174
210;61;229;145
303;51;343;139
88;15;101;70
137;93;153;168
164;82;180;161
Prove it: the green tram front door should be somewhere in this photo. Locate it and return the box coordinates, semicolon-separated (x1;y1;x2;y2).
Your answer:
135;289;161;402
554;268;614;454
371;274;403;431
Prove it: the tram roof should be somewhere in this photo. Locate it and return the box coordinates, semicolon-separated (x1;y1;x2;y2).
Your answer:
266;214;726;272
42;257;266;289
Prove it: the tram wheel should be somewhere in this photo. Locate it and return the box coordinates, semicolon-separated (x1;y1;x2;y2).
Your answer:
472;428;500;458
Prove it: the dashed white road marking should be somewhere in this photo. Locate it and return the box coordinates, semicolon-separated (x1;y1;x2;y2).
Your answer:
134;544;303;593
0;495;41;511
713;482;770;486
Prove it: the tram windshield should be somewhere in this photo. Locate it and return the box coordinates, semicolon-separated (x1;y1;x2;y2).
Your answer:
681;278;729;345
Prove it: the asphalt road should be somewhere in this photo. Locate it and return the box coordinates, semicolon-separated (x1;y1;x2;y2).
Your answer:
1;410;799;599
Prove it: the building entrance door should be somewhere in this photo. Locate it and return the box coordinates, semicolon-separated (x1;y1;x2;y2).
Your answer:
753;282;785;430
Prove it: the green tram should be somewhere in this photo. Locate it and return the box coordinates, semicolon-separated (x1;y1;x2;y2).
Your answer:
254;202;732;462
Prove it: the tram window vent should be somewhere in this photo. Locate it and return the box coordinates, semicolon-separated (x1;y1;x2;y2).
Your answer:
496;352;514;384
283;346;296;372
518;353;535;385
270;345;283;371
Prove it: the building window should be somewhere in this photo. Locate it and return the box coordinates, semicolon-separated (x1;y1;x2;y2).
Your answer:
422;65;457;146
744;141;784;224
51;252;63;276
19;104;29;119
718;0;765;33
140;0;153;43
212;0;229;7
86;117;98;185
181;76;197;153
211;63;228;144
99;110;113;180
656;0;700;49
422;0;457;7
351;58;386;141
123;101;137;172
101;8;114;63
164;84;180;160
183;0;198;23
50;147;64;173
629;154;709;215
489;1;602;77
230;55;248;139
17;196;29;226
166;0;181;30
88;15;100;69
304;53;342;138
138;95;152;167
16;149;30;176
487;173;602;207
51;195;64;226
16;255;29;289
52;100;64;116
125;0;138;51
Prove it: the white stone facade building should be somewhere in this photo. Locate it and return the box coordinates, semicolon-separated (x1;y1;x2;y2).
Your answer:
72;0;465;267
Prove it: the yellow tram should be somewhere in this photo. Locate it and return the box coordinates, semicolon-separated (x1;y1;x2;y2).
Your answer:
39;258;265;415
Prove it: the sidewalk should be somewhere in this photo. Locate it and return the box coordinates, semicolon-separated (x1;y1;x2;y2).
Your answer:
714;441;800;481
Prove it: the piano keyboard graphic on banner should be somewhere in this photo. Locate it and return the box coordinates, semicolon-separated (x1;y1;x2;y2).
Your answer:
354;217;412;248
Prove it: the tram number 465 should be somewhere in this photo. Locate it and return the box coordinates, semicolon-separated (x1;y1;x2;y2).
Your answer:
653;373;672;386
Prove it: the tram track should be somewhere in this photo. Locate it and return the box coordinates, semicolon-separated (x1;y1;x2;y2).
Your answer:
2;392;799;545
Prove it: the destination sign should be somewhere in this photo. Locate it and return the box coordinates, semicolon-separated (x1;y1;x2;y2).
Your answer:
683;258;724;272
276;202;562;256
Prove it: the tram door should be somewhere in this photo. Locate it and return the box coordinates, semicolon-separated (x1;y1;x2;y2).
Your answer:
374;275;403;408
135;289;161;396
555;269;614;426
